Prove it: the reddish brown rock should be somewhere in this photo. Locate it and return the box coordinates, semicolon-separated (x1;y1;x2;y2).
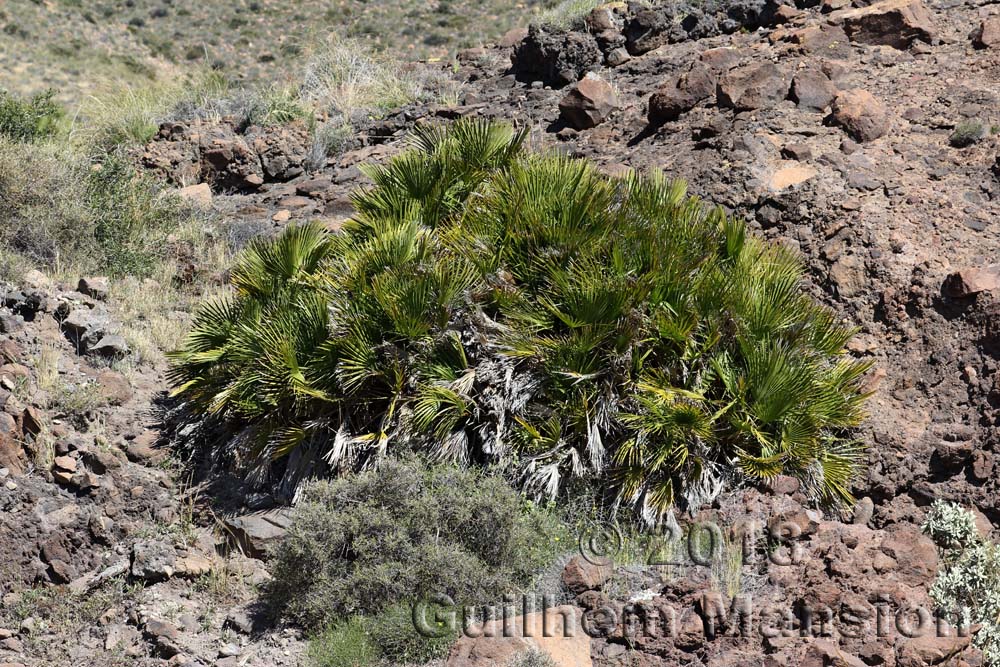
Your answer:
558;74;621;130
176;183;213;208
648;63;716;125
801;639;868;667
896;634;972;667
835;0;936;49
716;62;789;112
879;525;938;585
561;556;613;594
942;265;1000;297
698;47;741;72
973;17;1000;48
771;4;803;24
499;27;529;48
829;89;890;142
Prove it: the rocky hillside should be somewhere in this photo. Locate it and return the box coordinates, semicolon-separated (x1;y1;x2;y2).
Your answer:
0;0;552;105
2;0;1000;665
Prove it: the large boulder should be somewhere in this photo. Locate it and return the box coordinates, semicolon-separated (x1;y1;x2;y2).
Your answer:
447;606;591;667
559;74;621;130
716;62;789;111
834;0;936;49
512;26;602;88
828;89;890;142
648;63;717;125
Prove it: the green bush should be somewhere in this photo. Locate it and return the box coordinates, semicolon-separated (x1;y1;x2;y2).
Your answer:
949;120;985;148
267;457;568;630
169;119;871;519
536;0;604;30
86;152;189;277
0;139;195;277
0;89;63;141
922;501;1000;664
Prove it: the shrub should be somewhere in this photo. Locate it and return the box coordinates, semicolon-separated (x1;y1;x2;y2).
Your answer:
922;498;981;550
169;119;871;519
949;120;985;148
267;458;568;630
922;501;1000;664
0;138;92;267
244;87;309;126
0;139;197;277
0;89;63;141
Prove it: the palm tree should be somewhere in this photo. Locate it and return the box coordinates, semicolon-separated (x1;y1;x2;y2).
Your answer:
169;118;872;519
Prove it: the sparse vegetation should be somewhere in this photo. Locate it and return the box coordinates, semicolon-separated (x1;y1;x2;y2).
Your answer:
367;603;457;664
923;500;1000;665
949;120;985;148
536;0;604;30
169;119;871;520
507;648;559;667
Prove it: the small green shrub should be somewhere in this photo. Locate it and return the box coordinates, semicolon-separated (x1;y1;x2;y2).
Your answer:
922;501;1000;664
267;458;569;630
170;119;871;519
309;617;378;667
309;604;457;667
0;89;63;141
949;120;985;148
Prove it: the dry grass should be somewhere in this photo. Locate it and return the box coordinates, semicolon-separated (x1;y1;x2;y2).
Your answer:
71;68;230;150
536;0;606;29
299;36;463;118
